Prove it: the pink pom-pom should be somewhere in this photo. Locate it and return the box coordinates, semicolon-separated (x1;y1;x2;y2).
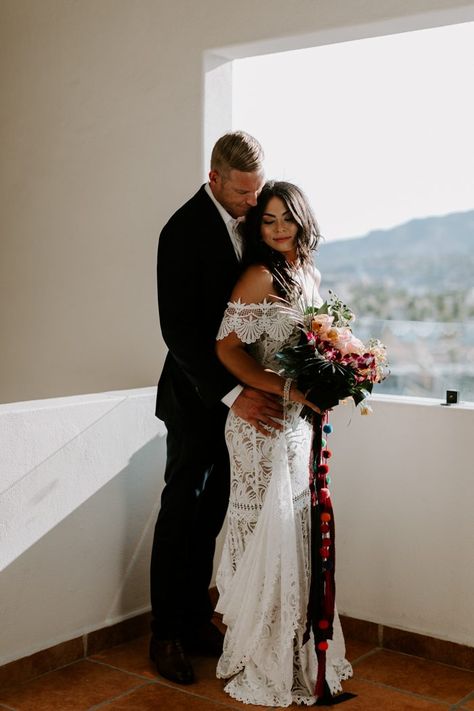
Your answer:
319;487;331;504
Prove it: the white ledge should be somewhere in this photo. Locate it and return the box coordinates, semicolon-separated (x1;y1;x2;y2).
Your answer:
0;386;157;414
1;387;473;415
370;393;474;410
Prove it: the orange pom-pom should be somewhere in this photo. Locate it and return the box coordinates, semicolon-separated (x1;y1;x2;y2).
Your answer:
320;513;332;522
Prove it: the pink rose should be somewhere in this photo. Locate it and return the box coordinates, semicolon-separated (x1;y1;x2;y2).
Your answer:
311;314;334;336
328;327;365;356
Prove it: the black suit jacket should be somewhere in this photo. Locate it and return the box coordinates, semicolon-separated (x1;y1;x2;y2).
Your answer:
156;185;241;420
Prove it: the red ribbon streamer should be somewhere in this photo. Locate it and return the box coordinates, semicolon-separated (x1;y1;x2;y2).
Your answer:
304;412;336;700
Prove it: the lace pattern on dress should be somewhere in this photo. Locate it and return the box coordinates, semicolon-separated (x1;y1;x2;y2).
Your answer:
216;299;298;345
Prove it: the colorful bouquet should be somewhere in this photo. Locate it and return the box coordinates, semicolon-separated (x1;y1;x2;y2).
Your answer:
277;292;389;415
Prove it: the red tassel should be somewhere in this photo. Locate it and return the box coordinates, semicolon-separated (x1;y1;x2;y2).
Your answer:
324;570;335;617
315;648;326;697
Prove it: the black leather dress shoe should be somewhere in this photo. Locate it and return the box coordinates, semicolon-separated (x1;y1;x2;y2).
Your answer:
149;637;195;684
183;621;224;656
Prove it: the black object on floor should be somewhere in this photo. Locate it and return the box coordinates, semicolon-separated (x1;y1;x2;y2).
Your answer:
316;682;357;705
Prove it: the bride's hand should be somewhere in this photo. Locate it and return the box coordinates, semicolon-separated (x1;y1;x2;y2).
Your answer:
289;385;322;415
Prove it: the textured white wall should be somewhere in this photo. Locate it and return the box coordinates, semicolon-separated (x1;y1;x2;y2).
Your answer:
0;389;164;572
330;396;474;648
2;0;474;403
0;388;165;666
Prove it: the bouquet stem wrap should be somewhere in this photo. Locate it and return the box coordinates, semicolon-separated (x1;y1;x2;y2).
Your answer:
303;412;336;700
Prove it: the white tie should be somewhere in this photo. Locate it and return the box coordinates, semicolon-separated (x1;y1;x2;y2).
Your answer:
229;218;243;261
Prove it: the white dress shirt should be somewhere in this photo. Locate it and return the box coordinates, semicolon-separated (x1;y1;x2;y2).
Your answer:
204;183;244;259
204;183;244;408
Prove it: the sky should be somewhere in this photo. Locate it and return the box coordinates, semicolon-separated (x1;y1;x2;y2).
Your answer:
232;21;474;241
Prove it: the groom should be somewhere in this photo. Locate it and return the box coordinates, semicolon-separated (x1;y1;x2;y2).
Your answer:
151;131;283;684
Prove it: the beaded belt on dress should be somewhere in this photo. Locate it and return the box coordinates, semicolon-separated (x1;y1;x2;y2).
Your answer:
229;487;309;512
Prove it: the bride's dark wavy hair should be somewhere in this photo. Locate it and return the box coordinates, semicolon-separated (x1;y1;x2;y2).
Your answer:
240;181;321;301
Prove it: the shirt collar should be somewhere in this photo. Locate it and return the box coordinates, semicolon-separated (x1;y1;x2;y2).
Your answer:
204;182;238;227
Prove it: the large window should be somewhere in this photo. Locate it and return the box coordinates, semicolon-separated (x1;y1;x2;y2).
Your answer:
232;22;474;402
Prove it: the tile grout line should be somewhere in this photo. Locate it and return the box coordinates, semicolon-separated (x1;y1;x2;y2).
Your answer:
349;646;380;665
86;657;158;682
372;646;474;674
87;681;154;710
89;677;249;711
132;676;245;707
378;623;384;647
353;674;469;706
0;657;91;693
450;688;474;708
86;657;242;708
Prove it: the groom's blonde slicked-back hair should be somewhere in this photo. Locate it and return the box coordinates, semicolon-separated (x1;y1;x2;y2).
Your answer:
210;131;264;176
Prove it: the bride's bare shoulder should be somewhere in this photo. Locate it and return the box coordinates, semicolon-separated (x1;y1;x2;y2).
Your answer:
230;264;276;304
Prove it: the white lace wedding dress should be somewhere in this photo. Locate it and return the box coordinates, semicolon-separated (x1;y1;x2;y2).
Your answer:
215;298;352;707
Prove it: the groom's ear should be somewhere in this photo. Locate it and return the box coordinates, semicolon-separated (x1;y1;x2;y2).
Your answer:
209;169;219;185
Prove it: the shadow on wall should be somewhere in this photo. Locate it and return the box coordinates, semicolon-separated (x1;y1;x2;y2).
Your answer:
0;433;167;667
1;391;165;572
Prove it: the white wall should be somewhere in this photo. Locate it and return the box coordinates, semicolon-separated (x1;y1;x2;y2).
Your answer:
2;0;474;403
330;396;474;648
1;390;472;667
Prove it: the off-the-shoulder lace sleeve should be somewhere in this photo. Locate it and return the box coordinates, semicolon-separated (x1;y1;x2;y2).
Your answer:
216;299;297;344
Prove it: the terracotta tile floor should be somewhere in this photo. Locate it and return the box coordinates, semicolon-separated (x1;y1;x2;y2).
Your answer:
0;628;473;710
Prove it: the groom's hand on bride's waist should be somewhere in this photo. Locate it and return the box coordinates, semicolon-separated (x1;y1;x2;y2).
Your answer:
231;387;283;436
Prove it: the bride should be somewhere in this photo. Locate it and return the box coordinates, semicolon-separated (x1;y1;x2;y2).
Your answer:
215;181;352;707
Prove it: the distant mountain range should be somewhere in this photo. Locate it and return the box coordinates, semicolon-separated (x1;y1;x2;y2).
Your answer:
315;209;474;295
